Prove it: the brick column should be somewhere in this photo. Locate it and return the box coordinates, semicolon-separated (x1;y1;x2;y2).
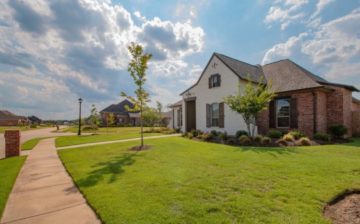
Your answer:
4;130;20;157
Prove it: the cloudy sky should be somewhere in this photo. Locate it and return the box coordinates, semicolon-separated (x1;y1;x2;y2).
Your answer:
0;0;359;119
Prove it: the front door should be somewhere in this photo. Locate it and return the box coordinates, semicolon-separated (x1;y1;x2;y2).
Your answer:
185;100;196;132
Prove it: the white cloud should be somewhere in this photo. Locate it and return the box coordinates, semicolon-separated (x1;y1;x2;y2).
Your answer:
310;0;334;19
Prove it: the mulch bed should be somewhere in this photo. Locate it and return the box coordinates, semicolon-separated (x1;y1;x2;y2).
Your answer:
129;145;152;151
324;190;360;224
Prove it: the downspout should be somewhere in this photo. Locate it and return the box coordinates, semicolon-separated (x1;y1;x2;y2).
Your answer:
312;91;317;135
172;108;175;129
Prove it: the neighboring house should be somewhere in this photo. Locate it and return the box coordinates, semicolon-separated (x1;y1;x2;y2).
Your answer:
169;100;183;130
28;115;42;125
0;110;30;126
100;100;140;126
170;52;360;137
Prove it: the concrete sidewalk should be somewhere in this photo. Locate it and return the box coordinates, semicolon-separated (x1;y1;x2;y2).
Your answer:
56;134;181;150
0;138;100;224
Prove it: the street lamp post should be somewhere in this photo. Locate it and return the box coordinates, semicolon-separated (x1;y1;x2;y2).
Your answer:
78;98;83;136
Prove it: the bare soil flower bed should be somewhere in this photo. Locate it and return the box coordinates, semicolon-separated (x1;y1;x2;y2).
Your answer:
324;190;360;224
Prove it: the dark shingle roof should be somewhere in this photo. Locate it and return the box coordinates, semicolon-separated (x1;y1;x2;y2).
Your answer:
214;53;265;83
100;99;135;115
0;110;27;120
262;59;358;92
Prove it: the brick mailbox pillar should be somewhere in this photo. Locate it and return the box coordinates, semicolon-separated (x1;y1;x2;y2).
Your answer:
4;130;20;157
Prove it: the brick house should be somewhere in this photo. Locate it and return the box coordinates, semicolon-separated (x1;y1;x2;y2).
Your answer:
0;110;30;126
171;53;360;137
100;100;140;126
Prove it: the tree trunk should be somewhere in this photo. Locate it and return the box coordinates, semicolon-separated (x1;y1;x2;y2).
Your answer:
140;99;144;149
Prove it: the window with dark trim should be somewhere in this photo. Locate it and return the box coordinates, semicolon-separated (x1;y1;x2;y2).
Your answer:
209;74;221;88
276;98;291;128
211;103;219;127
177;107;182;127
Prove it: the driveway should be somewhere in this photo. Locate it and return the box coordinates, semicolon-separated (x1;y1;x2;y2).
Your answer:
0;126;76;159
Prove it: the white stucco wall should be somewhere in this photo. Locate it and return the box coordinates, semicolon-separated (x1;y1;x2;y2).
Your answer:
180;55;256;135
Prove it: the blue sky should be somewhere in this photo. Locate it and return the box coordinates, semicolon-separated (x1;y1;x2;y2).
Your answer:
0;0;359;119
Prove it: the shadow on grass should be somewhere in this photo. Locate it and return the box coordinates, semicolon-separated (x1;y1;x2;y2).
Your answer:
232;145;299;156
77;152;140;188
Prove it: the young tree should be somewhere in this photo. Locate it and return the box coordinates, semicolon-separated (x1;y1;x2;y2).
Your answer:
224;78;276;137
156;101;163;126
106;113;115;127
121;43;152;149
89;104;100;131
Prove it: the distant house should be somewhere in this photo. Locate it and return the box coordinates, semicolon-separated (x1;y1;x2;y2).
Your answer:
0;110;30;126
28;115;42;125
170;52;360;137
100;100;140;126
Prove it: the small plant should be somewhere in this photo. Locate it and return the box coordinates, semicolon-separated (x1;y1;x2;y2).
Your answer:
82;126;98;131
267;130;283;139
187;133;193;139
276;139;288;147
226;138;236;145
210;130;219;137
253;135;263;143
283;133;295;142
200;132;213;141
329;124;347;139
261;136;272;145
299;137;312;146
219;132;228;141
181;132;187;137
239;135;251;145
314;132;331;142
235;130;249;138
191;129;199;137
288;130;305;140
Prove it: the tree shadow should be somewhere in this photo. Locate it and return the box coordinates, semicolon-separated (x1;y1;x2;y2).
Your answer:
77;152;140;188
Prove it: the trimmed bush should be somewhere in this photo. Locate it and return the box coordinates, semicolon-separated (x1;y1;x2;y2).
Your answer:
82;126;98;131
30;124;37;128
276;139;288;146
239;135;251;145
283;133;295;142
191;129;200;137
288;130;305;140
329;124;347;139
187;133;193;139
261;136;272;145
314;132;331;142
299;137;312;146
253;135;263;143
219;132;228;141
200;132;213;141
235;130;249;138
210;130;219;137
267;130;282;139
226;138;236;145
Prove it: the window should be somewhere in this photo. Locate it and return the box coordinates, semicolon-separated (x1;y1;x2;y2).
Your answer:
211;103;219;127
276;98;290;128
209;74;221;88
177;108;182;127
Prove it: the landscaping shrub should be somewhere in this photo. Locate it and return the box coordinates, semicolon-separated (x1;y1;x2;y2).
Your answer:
276;139;288;147
30;124;37;128
219;132;228;141
288;130;305;140
187;133;193;139
235;130;249;138
181;132;187;137
82;126;98;131
253;135;263;143
175;128;181;133
210;130;219;137
283;133;295;142
200;132;213;141
261;136;272;145
329;124;347;139
239;135;251;145
267;130;282;139
314;132;331;142
299;137;312;146
226;138;236;145
191;129;200;137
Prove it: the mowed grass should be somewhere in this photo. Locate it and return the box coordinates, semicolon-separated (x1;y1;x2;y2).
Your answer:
0;156;26;217
58;137;360;224
21;138;47;150
0;126;40;133
55;127;164;147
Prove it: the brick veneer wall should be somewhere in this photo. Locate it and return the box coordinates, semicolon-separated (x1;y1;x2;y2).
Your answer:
257;109;269;135
4;130;20;157
316;91;327;134
352;102;360;111
292;92;315;137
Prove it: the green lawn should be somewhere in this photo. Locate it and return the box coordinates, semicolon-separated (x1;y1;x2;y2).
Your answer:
0;156;26;217
58;137;360;224
55;127;164;147
21;138;46;150
0;126;36;133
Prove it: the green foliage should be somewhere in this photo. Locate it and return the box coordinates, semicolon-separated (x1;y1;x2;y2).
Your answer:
239;135;251;145
143;107;159;127
314;132;331;142
89;104;100;130
283;133;295;142
187;132;193;139
224;77;276;137
82;125;98;131
219;131;228;141
210;130;219;136
30;124;37;128
329;124;348;139
106;113;116;127
288;130;305;140
299;137;312;146
235;130;249;138
267;130;283;139
121;43;152;148
261;136;272;145
200;132;213;141
156;101;164;126
253;135;263;143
